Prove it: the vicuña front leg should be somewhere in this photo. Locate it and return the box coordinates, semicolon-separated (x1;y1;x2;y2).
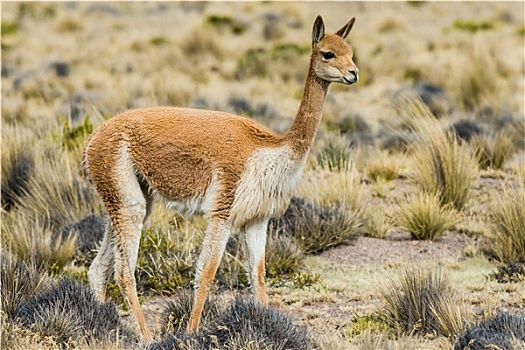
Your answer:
188;219;231;332
244;219;269;305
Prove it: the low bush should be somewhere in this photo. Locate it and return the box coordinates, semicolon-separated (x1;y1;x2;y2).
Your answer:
454;311;525;350
150;296;315;350
1;254;49;317
489;261;525;283
378;264;465;338
158;290;222;336
269;197;361;254
11;277;134;346
397;190;457;240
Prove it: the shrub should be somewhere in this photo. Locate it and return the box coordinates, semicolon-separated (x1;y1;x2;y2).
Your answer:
470;131;514;169
151;297;315;350
450;119;485;142
378;264;465;338
12;277;134;346
269;197;361;254
405;100;478;210
484;187;525;263
454;311;525;350
1;255;49;317
60;214;106;265
490;261;525;283
158;290;222;336
397;190;457;240
205;297;315;349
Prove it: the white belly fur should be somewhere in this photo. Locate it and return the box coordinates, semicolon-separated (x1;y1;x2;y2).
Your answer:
230;145;305;228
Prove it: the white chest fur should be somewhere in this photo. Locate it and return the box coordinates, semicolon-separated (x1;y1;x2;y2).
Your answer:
230;145;305;228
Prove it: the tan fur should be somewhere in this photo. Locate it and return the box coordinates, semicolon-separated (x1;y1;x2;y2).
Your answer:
84;15;358;339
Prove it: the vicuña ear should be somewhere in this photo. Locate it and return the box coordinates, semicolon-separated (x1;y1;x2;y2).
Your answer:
312;15;325;46
336;17;356;39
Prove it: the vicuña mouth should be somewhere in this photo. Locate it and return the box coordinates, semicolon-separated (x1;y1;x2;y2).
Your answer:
342;76;357;85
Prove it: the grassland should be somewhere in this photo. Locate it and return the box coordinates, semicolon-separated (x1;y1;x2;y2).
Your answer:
1;2;524;349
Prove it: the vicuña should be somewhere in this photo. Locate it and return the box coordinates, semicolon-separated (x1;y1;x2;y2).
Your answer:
84;15;358;340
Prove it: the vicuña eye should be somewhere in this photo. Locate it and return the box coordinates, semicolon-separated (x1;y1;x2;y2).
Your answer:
322;51;335;59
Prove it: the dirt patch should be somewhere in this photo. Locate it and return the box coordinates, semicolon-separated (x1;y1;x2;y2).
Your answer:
321;230;478;267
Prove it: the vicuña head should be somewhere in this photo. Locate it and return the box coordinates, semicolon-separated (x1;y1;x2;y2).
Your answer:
83;15;358;340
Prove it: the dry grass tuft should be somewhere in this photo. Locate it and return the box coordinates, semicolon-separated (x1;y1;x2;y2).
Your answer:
1;127;35;211
1;215;77;273
404;100;478;210
397;190;457;241
378;263;466;338
484;186;525;263
470;130;514;169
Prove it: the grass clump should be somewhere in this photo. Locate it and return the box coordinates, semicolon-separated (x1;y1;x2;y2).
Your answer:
454;311;525;350
470;130;514;169
2;216;77;273
484;186;525;263
405;100;478;210
398;190;457;240
378;264;465;338
136;228;195;295
55;114;93;151
316;133;353;172
364;213;393;239
348;313;392;337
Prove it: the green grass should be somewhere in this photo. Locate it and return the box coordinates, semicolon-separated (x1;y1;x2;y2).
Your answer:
453;20;495;33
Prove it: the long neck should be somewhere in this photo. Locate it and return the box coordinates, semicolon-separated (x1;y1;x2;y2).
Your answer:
285;55;330;159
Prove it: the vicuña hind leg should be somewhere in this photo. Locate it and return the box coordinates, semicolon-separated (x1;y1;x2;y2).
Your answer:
244;219;269;304
112;203;152;341
88;222;115;302
187;219;232;332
